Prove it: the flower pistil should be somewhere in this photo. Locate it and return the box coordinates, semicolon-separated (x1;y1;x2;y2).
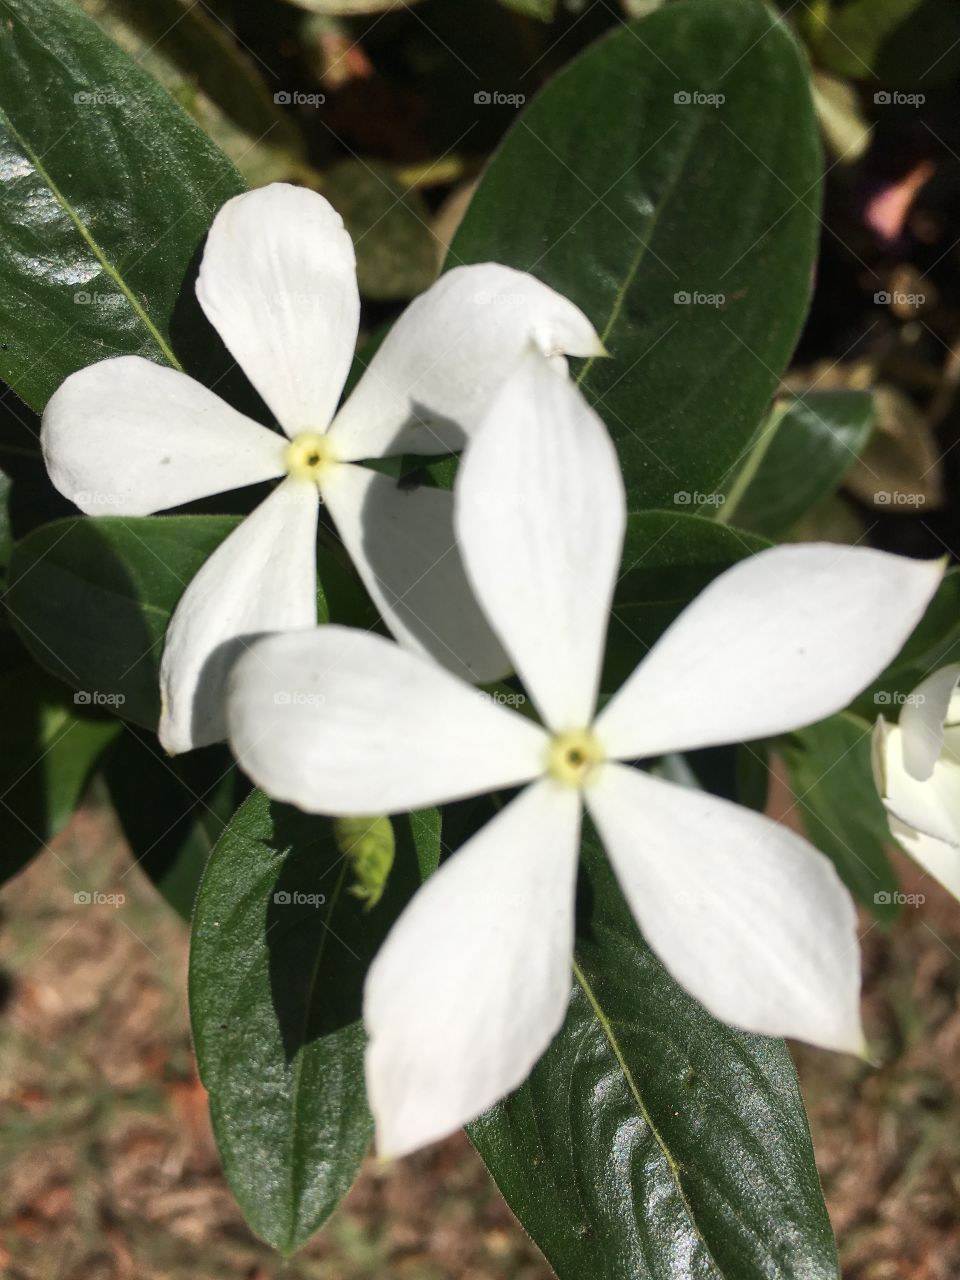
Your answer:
285;431;339;485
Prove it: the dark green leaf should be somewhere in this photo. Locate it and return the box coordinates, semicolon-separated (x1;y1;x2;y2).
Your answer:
604;511;768;692
659;741;771;814
408;806;442;879
5;515;247;729
0;661;120;884
449;0;821;508
3;513;368;732
725;392;874;538
782;714;900;923
189;790;438;1254
0;0;245;411
104;725;247;919
471;827;839;1280
0;390;74;547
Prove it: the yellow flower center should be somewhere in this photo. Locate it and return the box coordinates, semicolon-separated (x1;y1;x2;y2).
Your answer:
284;431;339;485
546;728;605;788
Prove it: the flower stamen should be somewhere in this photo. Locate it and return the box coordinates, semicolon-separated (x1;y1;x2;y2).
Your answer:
285;432;338;484
546;728;605;788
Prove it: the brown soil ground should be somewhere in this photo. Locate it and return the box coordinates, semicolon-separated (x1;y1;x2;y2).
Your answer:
1;801;959;1280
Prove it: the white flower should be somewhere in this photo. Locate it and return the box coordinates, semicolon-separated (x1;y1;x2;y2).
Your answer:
226;354;943;1159
40;183;602;753
873;664;960;899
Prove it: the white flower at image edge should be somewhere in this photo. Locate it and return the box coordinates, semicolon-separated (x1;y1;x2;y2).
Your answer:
40;183;602;753
227;355;943;1159
873;663;960;899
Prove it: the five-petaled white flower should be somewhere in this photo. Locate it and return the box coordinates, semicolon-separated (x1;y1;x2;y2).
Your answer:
40;183;601;753
227;353;942;1159
873;664;960;900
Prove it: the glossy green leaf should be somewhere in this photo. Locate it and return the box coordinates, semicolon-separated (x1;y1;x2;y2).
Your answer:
782;714;900;923
449;0;821;509
604;511;768;692
724;392;874;538
0;659;120;884
470;825;839;1280
189;789;440;1254
104;725;247;919
0;0;245;411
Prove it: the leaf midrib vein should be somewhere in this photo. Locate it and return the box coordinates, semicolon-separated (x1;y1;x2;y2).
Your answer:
575;107;703;390
571;955;724;1278
0;103;183;372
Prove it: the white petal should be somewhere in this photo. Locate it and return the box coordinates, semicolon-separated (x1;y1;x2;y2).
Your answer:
41;356;286;515
455;355;625;732
159;477;319;753
326;263;603;460
587;763;864;1053
197;184;359;436
873;716;960;847
596;545;944;761
888;816;960;903
364;779;580;1157
900;663;960;780
227;625;548;813
320;462;509;683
